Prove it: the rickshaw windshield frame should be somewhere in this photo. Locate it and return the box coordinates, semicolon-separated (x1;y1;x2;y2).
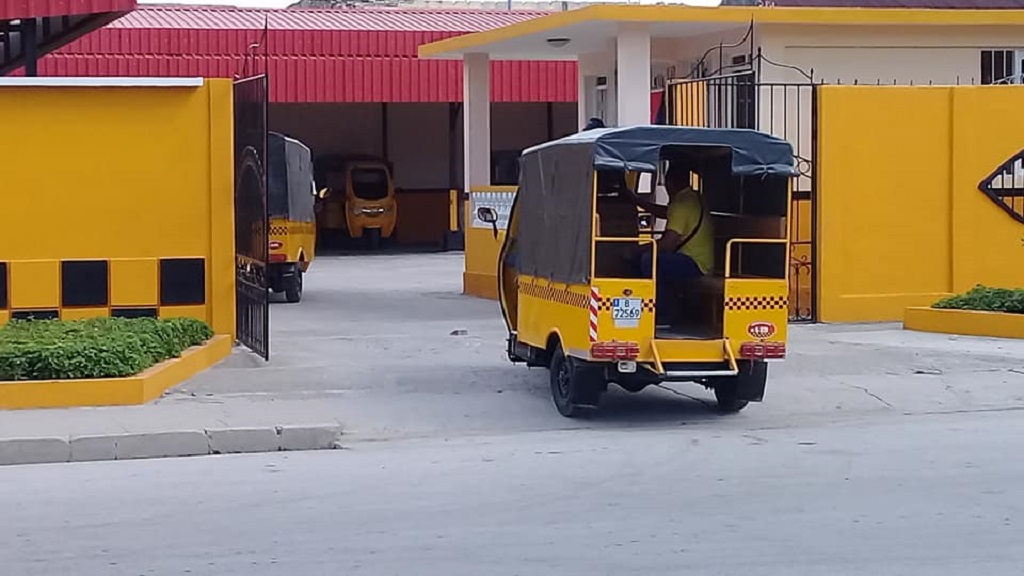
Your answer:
515;126;799;286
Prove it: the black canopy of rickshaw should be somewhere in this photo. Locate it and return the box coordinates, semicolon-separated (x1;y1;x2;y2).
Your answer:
513;125;797;285
268;131;316;223
522;125;799;176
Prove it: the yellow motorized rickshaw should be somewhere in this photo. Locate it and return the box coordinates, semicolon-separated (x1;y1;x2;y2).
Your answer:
267;131;325;303
314;155;397;249
477;125;797;417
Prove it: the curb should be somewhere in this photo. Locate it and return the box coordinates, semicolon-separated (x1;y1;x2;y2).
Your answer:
0;424;344;466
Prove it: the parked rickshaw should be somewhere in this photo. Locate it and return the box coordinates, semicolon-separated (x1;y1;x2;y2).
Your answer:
477;125;798;417
267;131;325;303
314;155;397;249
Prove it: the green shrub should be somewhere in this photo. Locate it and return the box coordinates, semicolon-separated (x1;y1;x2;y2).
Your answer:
0;317;213;381
932;285;1024;315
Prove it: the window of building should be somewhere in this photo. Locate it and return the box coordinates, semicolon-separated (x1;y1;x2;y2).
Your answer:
981;49;1023;85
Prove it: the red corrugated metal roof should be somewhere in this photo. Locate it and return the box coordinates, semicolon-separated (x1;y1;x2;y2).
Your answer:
113;5;553;31
0;0;135;19
37;5;578;103
29;53;576;102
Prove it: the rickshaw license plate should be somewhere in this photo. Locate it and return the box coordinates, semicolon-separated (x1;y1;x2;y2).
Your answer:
611;298;642;328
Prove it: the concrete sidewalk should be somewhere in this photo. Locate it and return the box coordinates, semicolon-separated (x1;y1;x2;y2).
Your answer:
0;396;344;465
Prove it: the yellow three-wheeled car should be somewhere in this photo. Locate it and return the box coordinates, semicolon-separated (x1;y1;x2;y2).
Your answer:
267;131;324;303
477;125;798;417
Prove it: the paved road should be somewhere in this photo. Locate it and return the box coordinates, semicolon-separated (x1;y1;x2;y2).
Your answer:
3;409;1023;575
4;253;1024;573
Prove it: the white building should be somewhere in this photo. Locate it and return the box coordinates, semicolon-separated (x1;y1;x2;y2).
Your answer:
418;3;1024;190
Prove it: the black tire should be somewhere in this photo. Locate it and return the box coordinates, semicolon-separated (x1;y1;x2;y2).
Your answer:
713;361;767;413
284;267;303;303
713;380;749;413
549;345;605;418
366;228;382;250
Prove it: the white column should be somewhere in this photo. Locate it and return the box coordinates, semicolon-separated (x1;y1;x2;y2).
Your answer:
605;70;617;127
463;52;491;190
577;53;599;130
615;23;652;127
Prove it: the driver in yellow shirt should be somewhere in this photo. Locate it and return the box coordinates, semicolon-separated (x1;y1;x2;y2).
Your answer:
627;163;713;324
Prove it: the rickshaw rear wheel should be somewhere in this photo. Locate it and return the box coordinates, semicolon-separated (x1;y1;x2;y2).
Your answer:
712;361;767;413
713;382;749;413
366;228;382;250
284;266;303;303
549;345;605;418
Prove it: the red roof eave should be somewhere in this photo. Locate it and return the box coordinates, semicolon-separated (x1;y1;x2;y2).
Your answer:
32;52;578;103
1;0;137;75
35;5;577;103
0;0;136;20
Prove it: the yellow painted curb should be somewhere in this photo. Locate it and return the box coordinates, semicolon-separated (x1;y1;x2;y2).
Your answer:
0;335;233;410
464;271;499;300
903;307;1024;340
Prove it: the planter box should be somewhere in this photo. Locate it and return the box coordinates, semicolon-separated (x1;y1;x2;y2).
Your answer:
904;307;1024;340
0;335;232;410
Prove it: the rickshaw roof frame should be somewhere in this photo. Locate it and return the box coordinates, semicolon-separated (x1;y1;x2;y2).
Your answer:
522;125;800;178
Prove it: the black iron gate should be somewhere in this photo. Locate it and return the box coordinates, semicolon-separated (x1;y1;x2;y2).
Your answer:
666;66;819;322
233;74;270;359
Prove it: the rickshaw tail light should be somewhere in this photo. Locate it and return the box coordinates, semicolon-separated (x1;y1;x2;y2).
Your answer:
269;253;287;263
591;341;640;360
739;341;786;360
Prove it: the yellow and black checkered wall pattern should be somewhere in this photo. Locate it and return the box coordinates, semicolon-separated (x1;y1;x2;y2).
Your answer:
724;295;789;311
0;258;208;325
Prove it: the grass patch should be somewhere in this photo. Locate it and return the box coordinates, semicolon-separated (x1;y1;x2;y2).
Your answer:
0;317;213;381
932;285;1024;315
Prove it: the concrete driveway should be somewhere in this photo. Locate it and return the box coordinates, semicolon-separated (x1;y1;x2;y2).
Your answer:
177;253;1024;441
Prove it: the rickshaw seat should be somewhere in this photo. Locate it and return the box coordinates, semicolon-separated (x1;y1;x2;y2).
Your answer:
676;274;725;332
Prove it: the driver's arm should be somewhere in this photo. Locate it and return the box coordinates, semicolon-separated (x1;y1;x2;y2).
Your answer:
623;188;668;220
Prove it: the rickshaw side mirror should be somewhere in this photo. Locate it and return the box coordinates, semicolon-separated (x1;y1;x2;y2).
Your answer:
477;207;500;239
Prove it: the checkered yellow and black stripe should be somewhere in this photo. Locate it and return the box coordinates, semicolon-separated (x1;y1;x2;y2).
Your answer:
0;257;208;325
725;295;789;311
517;280;589;309
270;222;316;236
596;298;656;313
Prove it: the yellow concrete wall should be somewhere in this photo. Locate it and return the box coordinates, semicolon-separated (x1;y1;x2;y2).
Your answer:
817;85;1024;323
0;80;235;335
